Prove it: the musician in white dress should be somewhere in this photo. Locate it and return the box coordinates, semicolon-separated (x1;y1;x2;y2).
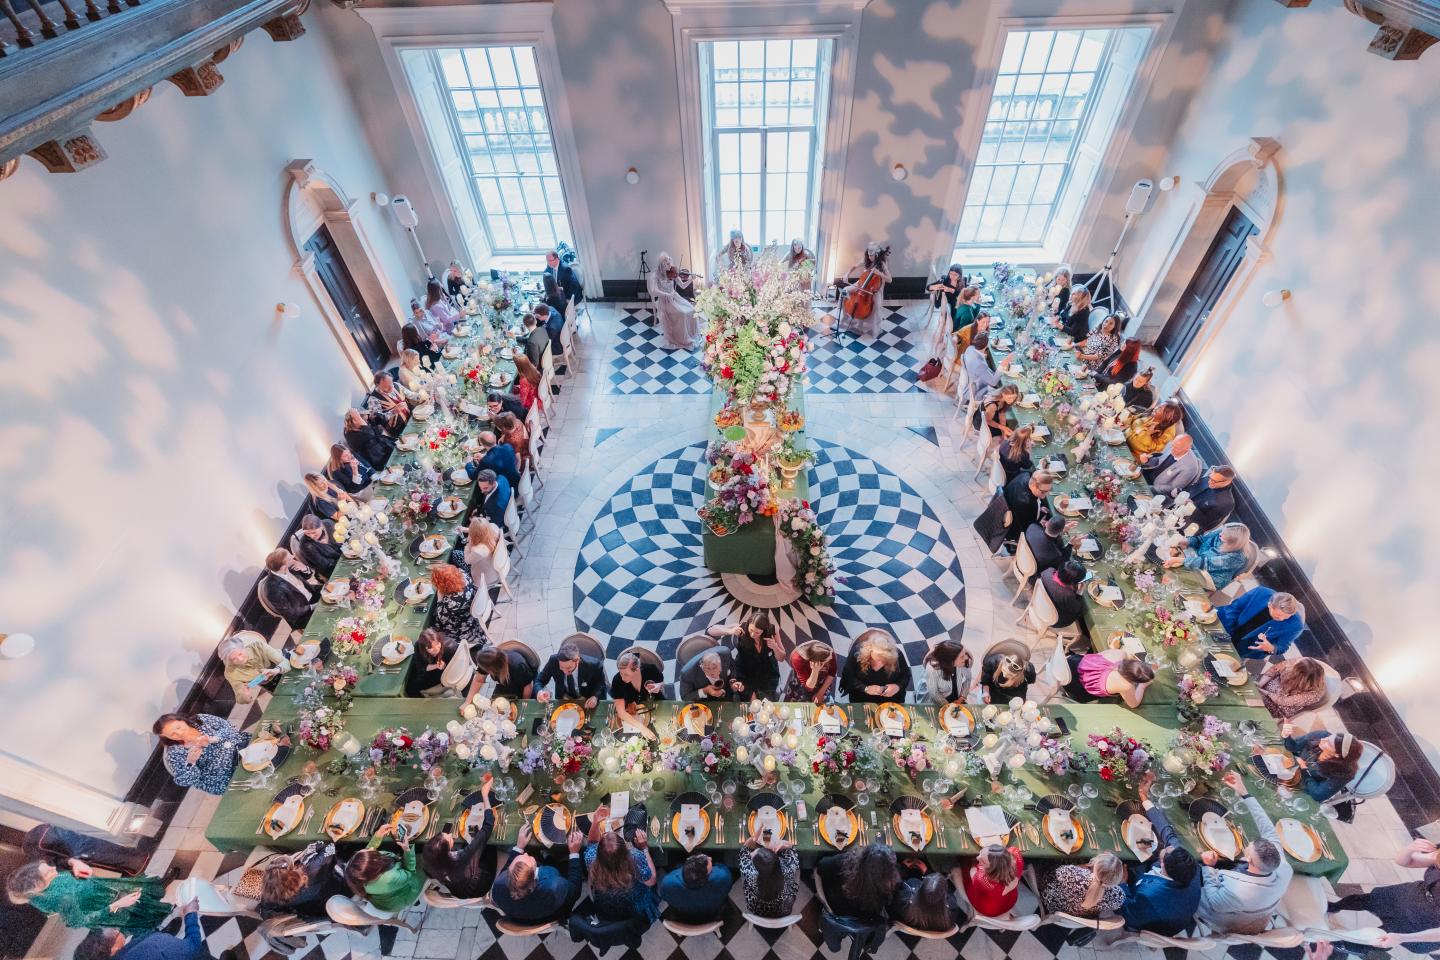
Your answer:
714;229;754;276
649;252;702;350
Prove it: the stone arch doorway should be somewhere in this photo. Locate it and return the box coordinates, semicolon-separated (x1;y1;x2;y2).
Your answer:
284;160;403;384
1136;137;1282;381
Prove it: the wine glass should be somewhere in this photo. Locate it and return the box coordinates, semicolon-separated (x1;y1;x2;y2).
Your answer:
1082;783;1100;805
705;781;722;805
1066;783;1084;805
856;788;871;808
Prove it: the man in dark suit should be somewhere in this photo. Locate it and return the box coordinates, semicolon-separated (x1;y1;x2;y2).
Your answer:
659;854;735;924
1183;465;1237;533
490;825;584;924
1023;516;1072;584
76;896;211;960
521;313;550;370
467;433;520;489
534;642;606;708
545;250;583;304
261;548;317;629
295;514;342;577
1121;773;1202;936
1003;470;1054;547
487;391;527;422
1037;560;1087;632
475;469;512;532
678;646;743;700
534;303;565;355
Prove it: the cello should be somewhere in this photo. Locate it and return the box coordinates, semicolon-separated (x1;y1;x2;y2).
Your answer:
842;244;891;327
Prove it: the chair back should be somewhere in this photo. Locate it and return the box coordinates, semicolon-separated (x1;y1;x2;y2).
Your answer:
1037;635;1072;689
969;912;1041;931
743;912;803;929
288;532;306;560
496;918;557;937
674;633;717;681
892;921;959;939
256;580;286;623
1024;577;1062;631
662;918;723;937
620;645;665;676
1237;541;1261;578
422;886;491;909
502;497;520;541
984;638;1032;663
988;454;1006;492
1048;912;1123;931
526;420;544;468
470;575;493;627
560;632;606;662
1318;662;1345;707
440;643;476;693
516;468;536;510
1341;741;1394;799
497;639;540;672
1131;931;1216;951
1225;927;1305;949
1013;533;1039;582
325;895;391;927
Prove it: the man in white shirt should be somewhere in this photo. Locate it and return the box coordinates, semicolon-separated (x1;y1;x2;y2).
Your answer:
1197;771;1292;934
964;331;1004;401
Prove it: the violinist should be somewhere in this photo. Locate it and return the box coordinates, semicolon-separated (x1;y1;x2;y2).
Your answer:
664;259;700;303
714;229;754;275
785;238;815;271
839;243;892;336
652;252;702;350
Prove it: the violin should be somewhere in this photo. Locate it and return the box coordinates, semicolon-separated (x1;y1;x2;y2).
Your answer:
665;265;698;283
843;245;891;322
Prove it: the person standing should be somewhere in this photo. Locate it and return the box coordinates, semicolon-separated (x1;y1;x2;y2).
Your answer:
75;897;210;960
5;861;169;935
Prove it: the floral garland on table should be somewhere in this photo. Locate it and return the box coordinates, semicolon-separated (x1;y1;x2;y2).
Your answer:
660;734;735;778
393;485;438;528
412;728;451;773
1037;368;1075;397
1087;728;1153;785
1168;716;1232;778
1088;471;1125;506
420;424;464;471
297;703;346;752
777;500;837;605
1032;735;1084;777
991;261;1014;287
611;736;660;776
321;666;359;706
293;675;356;751
448;696;520;769
1143;604;1199;649
519;734;595;781
332;617;374;658
698;450;776;534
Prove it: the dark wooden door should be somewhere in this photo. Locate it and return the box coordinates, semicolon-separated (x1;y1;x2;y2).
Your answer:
1156;207;1257;365
305;225;389;371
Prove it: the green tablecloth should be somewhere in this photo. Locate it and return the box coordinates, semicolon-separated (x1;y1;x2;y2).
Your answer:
701;386;810;576
208;700;1346;881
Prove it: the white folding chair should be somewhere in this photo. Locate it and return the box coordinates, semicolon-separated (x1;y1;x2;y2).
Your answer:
325;895;416;933
662;918;723;938
894;920;960;939
1045;913;1124;934
495;918;558;938
743;912;803;929
422;885;492;909
1008;532;1039;600
526;426;545;494
502;498;523;559
515;468;538;535
1325;740;1394;807
558;315;580;372
1017;577;1081;644
257;914;344;955
1213;926;1306;949
1115;930;1217;951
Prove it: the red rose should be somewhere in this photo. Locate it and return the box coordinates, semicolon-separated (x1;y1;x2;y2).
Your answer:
720;365;734;379
844;751;856;763
429;441;439;450
439;428;450;439
802;500;811;509
817;736;828;747
1100;767;1114;781
350;630;365;643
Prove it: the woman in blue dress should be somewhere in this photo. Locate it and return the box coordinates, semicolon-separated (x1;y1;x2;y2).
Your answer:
153;713;251;795
583;826;658;925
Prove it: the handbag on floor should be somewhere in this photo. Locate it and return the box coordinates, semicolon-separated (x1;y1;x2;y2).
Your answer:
917;357;943;382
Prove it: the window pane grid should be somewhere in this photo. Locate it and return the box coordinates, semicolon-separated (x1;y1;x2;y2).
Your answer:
957;28;1115;247
435;45;572;253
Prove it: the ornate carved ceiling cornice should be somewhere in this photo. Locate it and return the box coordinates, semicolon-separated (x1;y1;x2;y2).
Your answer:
0;0;310;181
1273;0;1440;59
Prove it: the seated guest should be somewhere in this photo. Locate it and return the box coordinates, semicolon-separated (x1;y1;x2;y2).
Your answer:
1144;434;1203;497
1024;516;1073;583
1060;286;1093;342
1037;560;1089;635
710;615;784;700
611;650;664;735
154;712;250;795
259;844;344;919
659;854;734;925
475;469;511;531
951;285;982;333
1326;838;1440;937
303;473;352;523
839;629;912;703
295;515;341;577
323;443;373;496
494;412;532;472
1197;772;1292;934
979;653;1035;704
922;640;973;704
346;824;424;913
1095;339;1143;389
1074;314;1121;369
584;827;659;924
1042;853;1127;918
219;631;289;702
891;869;962;932
429;563;485;651
535;641;606;707
1217;585;1303;657
463;517;510;597
1166;521;1250;590
1125;400;1183;463
960;844;1024;918
487;391;526;423
366;371;410;435
1064;646;1154;708
541;275;569;335
409;300;449;346
1122;774;1202;935
261;548;317;629
1050;266;1074;321
1182;466;1237;532
679;646;742;701
511;356;543;413
997;424;1035;483
1277;724;1362;802
76;896;209;960
471;647;536;701
397;349;428;397
490;825;583;923
343;409;394;471
444;260;466;298
952;312;994;370
739;831;800;919
520;313;550;370
402;323;443;367
816;843;898;923
425;278;461;333
1120;367;1157;409
783;640;837;702
1003;470;1054;547
546;248;583;305
405;628;460;698
5;861;169;935
1257;658;1329;720
421;776;498;899
963;332;1002;401
468;432;520;489
977;384;1020;441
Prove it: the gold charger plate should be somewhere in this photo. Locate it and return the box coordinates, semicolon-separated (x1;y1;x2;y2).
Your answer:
940;703;976;736
418;535;450;559
1211;651;1248;687
390;803;430;840
320;579;351;604
1276;818;1324;863
891;810;935;851
241;739;281;772
818;808;861;850
813;704;849;731
381;638;414;666
1258;745;1303;786
746;808;790;843
263;798;305;839
437;496;466;519
671;808;711;845
323;798;366;840
1055;497;1089;519
1087;579;1125;608
872;702;911;733
550;702;586;729
532;803;574;843
677;702;713;733
1042;813;1086;853
401;579;434;606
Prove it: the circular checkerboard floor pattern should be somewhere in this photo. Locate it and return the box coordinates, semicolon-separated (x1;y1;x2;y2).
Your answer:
571;438;966;667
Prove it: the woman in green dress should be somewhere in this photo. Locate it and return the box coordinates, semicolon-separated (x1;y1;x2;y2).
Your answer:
951;286;982;333
6;860;170;934
344;823;424;913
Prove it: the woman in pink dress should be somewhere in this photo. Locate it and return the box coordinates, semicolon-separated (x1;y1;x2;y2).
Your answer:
1064;648;1154;707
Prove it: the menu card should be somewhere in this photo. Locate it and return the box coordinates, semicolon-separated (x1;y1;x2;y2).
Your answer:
1067;496;1094;511
881;709;905;737
684;710;707;735
825;806;852;843
965;805;1010;842
609;791;629;824
819;708;841;735
1080;538;1100;553
1098;584;1123;603
1211;657;1239;679
899;808;927;846
554;710;577;738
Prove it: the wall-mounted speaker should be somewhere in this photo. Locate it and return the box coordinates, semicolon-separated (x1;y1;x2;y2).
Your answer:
391;195;420;229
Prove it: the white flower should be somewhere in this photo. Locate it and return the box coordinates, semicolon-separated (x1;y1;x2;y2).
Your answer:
982;733;1000;749
1027;731;1043;748
454;743;472;760
479;743;498;761
1007;752;1027;769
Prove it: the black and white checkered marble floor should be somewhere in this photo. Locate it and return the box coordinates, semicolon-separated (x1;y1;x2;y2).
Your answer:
571;438;966;664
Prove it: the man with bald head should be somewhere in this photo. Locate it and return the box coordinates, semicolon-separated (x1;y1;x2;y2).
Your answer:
1144;434;1203;497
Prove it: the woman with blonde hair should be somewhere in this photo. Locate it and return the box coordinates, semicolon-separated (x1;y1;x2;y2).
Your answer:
1061;286;1093;341
980;651;1035;704
303;472;353;522
428;563;485;650
652;251;703;350
959;844;1024;917
1042;852;1128;918
997;423;1035;483
783;640;837;703
838;629;912;702
1125;400;1183;461
1258;656;1330;720
398;348;429;395
464;516;511;598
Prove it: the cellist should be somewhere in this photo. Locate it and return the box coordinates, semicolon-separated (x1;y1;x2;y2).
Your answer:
838;243;892;336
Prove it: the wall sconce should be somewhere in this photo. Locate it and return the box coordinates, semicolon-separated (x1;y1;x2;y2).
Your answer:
890;163;908;182
275;302;301;320
624;167;640;185
0;633;35;659
1261;289;1291;308
371;192;390;206
1158;175;1180;192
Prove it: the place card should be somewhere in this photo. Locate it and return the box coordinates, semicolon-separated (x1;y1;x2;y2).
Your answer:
1120;635;1146;656
1067;496;1094;510
1080;538;1100;553
684;711;707;735
819;707;841;734
554;712;577;738
881;711;905;737
966;805;1010;841
1047;460;1066;472
1184;600;1209;618
1098;585;1123;603
609;791;630;823
899;808;926;842
1211;657;1239;679
1033;424;1051;438
1262;753;1291;776
1023;394;1041;406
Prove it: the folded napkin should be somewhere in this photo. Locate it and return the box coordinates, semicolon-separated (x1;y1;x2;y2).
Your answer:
1119;635;1146;656
944;706;971;736
1184;599;1211;618
1047;808;1080;853
965;805;1009;842
754;805;783;841
1262;752;1295;776
1124;814;1157;856
1067;496;1094;511
677;804;705;851
1080;538;1100;553
1200;811;1240;858
880;708;905;737
267;794;303;837
554;710;578;739
1098;584;1123;603
1211;657;1239;679
684;710;707;735
818;708;843;734
824;807;853;846
1278;818;1317;860
898;809;928;849
1022;393;1040;406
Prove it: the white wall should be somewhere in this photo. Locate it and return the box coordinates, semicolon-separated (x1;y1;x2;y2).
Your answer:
0;8;419;813
1110;0;1440;770
335;0;1217;285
